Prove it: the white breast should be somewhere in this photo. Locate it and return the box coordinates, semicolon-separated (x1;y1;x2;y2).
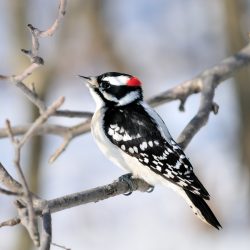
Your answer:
91;108;130;171
91;108;168;186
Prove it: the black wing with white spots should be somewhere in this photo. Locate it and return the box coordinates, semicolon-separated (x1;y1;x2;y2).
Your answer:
103;102;210;199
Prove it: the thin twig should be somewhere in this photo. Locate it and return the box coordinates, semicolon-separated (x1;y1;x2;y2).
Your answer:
4;97;64;247
0;187;22;196
0;217;21;228
148;43;250;109
39;0;67;38
0;1;68;249
54;110;93;118
18;96;65;148
0;162;22;192
49;135;72;164
0;124;71;138
0;1;67;118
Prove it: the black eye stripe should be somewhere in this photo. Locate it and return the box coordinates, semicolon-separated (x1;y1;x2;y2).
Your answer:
105;85;130;99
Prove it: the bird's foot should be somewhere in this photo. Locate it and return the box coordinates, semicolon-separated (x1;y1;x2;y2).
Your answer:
119;173;136;196
146;185;154;193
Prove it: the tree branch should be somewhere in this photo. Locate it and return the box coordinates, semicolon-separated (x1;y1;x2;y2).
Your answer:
0;162;22;192
5;97;64;247
1;44;250;150
46;177;151;214
148;43;250;108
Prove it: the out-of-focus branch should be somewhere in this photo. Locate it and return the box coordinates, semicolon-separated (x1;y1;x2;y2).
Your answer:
1;0;67;84
0;217;21;228
0;77;92;118
148;43;250;109
148;43;250;147
1;43;250;155
5;97;64;247
0;162;22;192
0;0;70;120
0;122;89;138
0;119;91;163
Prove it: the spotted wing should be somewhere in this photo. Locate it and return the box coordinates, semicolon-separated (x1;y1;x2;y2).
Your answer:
103;103;210;199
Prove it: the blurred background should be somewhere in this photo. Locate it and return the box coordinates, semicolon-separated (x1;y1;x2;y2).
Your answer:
0;0;250;249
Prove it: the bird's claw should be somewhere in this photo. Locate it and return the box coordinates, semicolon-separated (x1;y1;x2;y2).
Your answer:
146;185;154;193
119;173;136;196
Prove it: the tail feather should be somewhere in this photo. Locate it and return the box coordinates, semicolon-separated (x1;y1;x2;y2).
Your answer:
184;190;222;230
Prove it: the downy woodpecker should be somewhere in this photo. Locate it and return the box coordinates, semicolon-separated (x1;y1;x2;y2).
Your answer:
79;72;221;229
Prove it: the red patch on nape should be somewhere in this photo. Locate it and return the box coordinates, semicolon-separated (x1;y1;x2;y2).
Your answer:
127;77;142;87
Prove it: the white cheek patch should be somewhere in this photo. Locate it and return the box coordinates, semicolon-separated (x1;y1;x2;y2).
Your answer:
102;91;119;103
117;91;140;106
102;76;129;86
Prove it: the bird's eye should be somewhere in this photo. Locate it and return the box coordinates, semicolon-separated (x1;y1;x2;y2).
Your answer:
100;81;111;90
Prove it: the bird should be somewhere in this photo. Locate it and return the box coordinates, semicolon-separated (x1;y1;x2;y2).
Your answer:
79;72;221;229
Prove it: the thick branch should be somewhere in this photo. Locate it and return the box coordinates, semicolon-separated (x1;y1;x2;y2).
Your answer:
148;43;250;108
46;178;151;213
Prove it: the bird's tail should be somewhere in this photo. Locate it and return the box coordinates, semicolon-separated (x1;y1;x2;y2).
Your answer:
182;189;222;229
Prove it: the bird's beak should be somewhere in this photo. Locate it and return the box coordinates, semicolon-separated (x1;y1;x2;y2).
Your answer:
78;75;98;88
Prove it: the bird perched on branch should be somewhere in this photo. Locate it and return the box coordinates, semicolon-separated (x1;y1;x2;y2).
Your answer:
79;72;221;229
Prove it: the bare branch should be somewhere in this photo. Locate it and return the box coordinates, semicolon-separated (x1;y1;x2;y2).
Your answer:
176;44;250;148
2;97;64;247
0;217;20;228
49;119;91;163
177;76;216;148
46;177;151;213
54;110;93;118
1;44;249;147
5;97;64;247
148;43;250;108
148;43;250;148
0;124;69;138
14;81;47;113
39;0;67;38
0;187;22;196
0;1;68;248
0;176;152;232
0;162;22;192
49;135;72;164
18;96;65;147
12;63;42;83
0;0;67;118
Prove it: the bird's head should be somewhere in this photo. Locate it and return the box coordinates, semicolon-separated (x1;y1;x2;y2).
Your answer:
79;72;143;108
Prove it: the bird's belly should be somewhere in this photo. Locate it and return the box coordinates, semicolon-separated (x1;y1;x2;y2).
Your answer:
91;109;131;172
91;109;162;185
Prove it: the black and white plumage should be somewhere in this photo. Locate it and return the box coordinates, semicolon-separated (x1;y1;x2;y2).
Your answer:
79;72;221;229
